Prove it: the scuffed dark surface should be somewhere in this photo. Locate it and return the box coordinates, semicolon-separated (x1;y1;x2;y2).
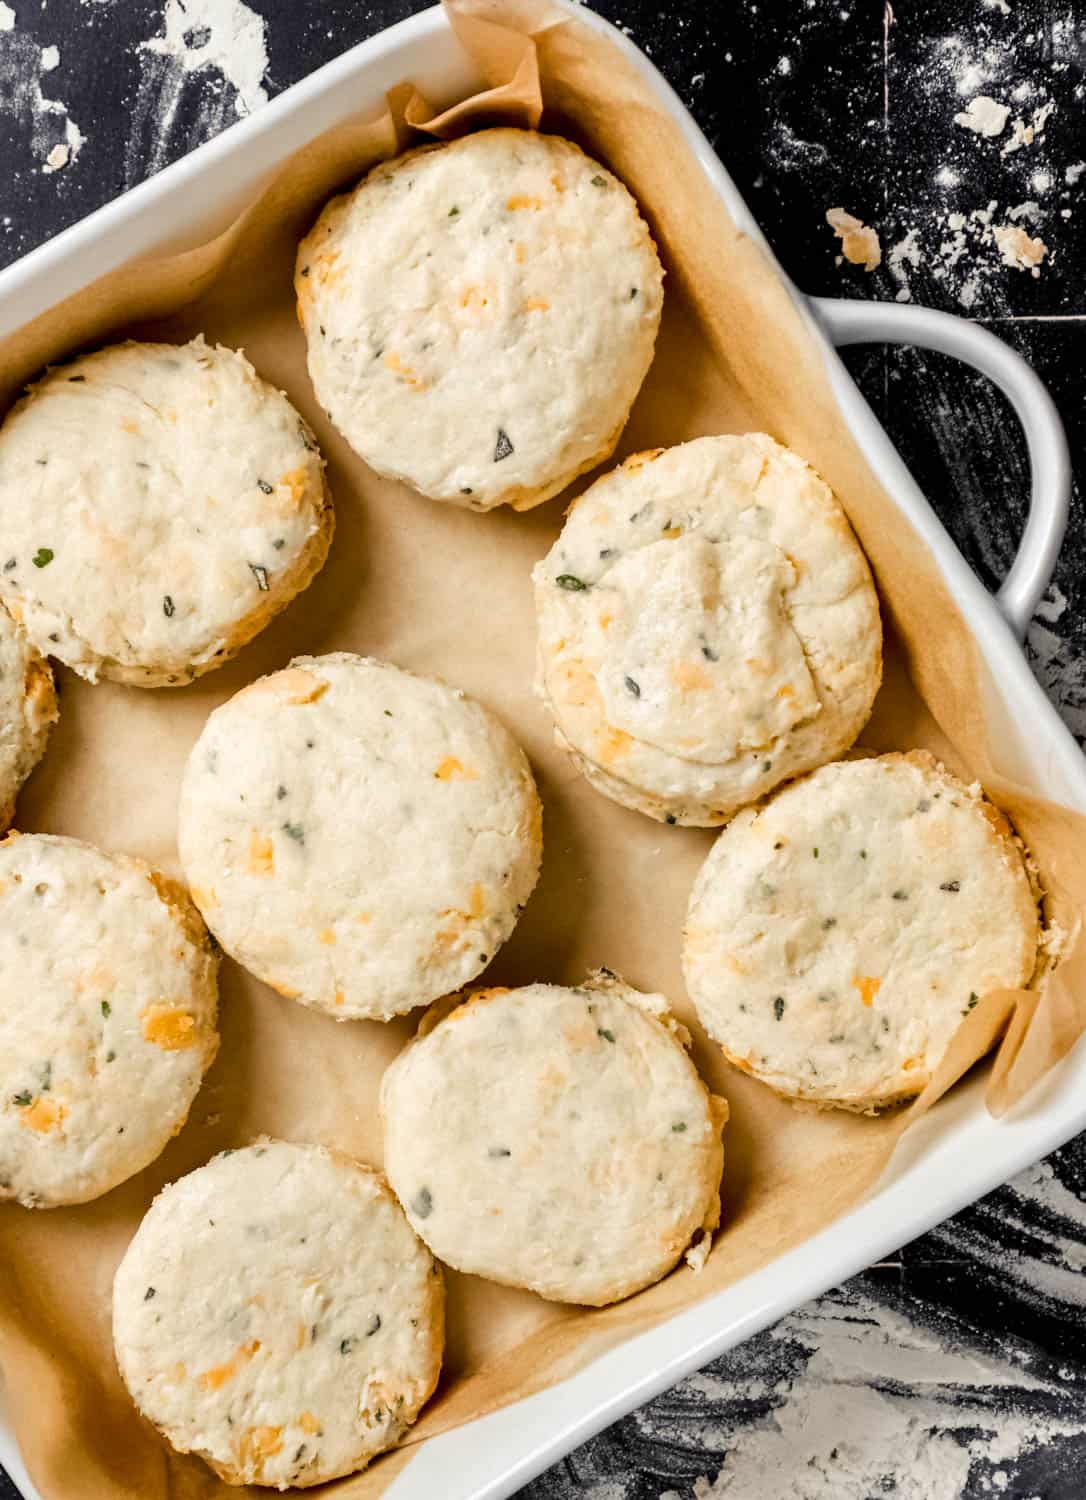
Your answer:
0;2;1084;1497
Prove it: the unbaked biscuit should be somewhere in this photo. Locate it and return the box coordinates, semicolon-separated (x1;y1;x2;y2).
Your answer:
113;1141;443;1488
381;973;727;1306
0;337;333;686
0;834;219;1207
533;434;882;825
683;752;1041;1111
178;653;542;1021
0;601;56;830
296;128;663;511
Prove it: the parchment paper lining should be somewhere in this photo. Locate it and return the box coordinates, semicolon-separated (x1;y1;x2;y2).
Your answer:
1;2;1084;1496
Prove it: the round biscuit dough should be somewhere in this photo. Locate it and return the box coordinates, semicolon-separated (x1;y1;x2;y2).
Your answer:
683;753;1041;1110
113;1142;444;1488
0;601;56;830
0;337;333;686
380;974;727;1306
0;834;219;1207
296;128;664;511
533;433;883;825
178;654;542;1021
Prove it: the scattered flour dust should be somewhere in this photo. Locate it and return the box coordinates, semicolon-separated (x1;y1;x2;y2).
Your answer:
0;3;85;172
143;0;269;115
1027;586;1086;743
954;94;1011;137
657;1292;1086;1500
825;208;882;271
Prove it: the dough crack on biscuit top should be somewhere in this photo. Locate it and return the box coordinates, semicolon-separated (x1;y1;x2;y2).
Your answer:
0;336;333;686
112;1142;443;1488
532;432;883;825
381;975;727;1306
178;653;542;1020
0;833;219;1207
295;128;664;511
682;752;1041;1111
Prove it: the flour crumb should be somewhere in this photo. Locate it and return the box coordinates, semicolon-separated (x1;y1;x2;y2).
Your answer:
982;0;1011;11
0;2;14;30
1066;162;1085;185
1003;101;1054;154
955;95;1010;137
42;143;68;173
825;208;882;271
40;43;59;70
992;223;1048;274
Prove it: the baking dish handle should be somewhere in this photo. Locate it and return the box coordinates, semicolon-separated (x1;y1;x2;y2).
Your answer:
810;296;1071;640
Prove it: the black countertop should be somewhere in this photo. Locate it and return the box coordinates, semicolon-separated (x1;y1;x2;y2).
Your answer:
0;3;1084;1497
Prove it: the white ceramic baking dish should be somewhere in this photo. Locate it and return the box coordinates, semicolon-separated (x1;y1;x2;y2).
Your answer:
0;6;1079;1498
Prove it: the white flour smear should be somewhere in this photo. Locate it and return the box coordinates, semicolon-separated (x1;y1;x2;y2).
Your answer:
658;1292;1086;1500
126;0;269;185
1027;586;1086;743
0;5;86;173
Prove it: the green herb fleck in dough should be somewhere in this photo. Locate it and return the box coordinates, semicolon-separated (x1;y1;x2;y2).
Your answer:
448;206;460;217
629;286;639;299
3;559;15;572
257;479;273;494
701;643;719;662
276;785;287;800
162;595;175;618
940;880;960;893
665;813;677;825
556;574;587;591
773;996;786;1021
144;1286;156;1301
39;1061;51;1091
67;375;85;383
671;1121;687;1133
106;1051;116;1063
11;1091;32;1107
829;1032;845;1043
493;428;514;462
300;265;311;278
412;1187;433;1218
917;798;932;812
624;676;641;698
762;760;772;772
272;537;286;550
859;849;868;860
339;1337;355;1355
591;174;608;187
892;889;908;901
597;1027;616;1043
488;1146;511;1158
100;999;111;1017
365;1313;382;1337
813;848;819;859
32;548;54;568
249;563;270;591
964;991;979;1015
461;486;474;496
822;917;837;930
282;822;305;843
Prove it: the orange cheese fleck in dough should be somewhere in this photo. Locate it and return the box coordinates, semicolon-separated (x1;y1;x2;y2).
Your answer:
434;756;477;781
507;194;542;211
623;448;665;472
514;242;528;264
298;1411;321;1434
19;1097;67;1133
189;885;218;911
197;1340;261;1392
295;1323;307;1351
550;172;565;193
852;975;882;1007
467;883;486;919
334;989;345;1007
248;831;275;876
121;418;139;435
238;1426;283;1467
356;911;372;924
141;1004;198;1050
595;727;633;765
458;285;491;312
384;352;426;389
318;927;337;946
672;661;712;693
597;613;614;631
522;297;550;313
279;467;311;508
661;526;683;540
776;683;796;700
